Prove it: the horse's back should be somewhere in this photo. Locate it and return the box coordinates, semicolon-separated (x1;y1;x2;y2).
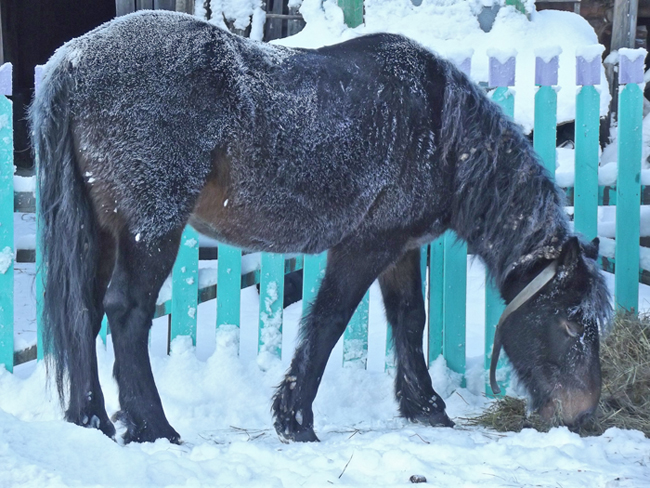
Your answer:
45;11;453;250
191;34;452;252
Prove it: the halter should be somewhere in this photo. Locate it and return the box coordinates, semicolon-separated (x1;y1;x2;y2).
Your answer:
488;259;559;395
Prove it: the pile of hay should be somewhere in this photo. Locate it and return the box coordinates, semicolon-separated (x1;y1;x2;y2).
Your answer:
467;312;650;437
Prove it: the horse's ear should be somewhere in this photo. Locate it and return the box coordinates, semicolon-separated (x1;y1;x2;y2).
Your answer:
559;236;581;267
583;237;599;260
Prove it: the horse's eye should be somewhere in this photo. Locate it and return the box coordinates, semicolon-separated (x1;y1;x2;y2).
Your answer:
561;319;583;338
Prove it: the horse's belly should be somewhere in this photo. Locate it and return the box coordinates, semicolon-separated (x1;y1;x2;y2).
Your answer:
191;151;385;253
189;176;358;253
188;210;346;254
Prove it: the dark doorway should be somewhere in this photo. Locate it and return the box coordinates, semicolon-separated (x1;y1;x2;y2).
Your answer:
1;0;116;169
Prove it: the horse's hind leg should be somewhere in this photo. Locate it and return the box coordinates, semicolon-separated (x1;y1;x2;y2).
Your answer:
65;229;116;438
379;248;454;427
273;237;401;442
104;227;183;444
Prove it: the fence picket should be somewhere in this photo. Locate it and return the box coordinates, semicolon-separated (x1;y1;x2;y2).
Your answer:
258;252;284;360
344;291;369;368
170;226;199;345
336;0;363;29
615;50;645;313
428;237;444;364
442;231;467;384
302;252;327;315
574;52;602;240
533;52;559;178
0;63;13;372
485;52;516;395
100;315;109;344
216;244;242;329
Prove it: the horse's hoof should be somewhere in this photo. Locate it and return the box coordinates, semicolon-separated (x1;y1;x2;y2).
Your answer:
419;411;455;428
274;419;319;443
112;410;181;444
67;409;116;438
409;409;455;428
100;418;117;438
122;428;182;445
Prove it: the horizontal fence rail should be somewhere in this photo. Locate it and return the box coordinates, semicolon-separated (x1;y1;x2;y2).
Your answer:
0;49;646;397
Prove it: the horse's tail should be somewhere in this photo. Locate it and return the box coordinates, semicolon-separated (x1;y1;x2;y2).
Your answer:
29;58;101;409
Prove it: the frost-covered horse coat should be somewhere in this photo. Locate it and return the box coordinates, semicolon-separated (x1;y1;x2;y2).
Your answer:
31;11;610;444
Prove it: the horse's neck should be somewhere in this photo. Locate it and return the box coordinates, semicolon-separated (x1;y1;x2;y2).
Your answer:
498;254;559;304
453;151;570;291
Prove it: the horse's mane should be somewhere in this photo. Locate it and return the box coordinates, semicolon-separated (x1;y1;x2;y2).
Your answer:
437;62;570;288
435;61;612;332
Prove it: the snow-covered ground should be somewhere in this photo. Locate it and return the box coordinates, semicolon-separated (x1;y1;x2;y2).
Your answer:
3;2;650;487
4;259;650;487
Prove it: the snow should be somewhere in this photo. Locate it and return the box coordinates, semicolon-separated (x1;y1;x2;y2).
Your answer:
3;3;650;487
274;1;612;133
534;45;562;63
0;245;12;274
4;260;650;486
619;47;648;63
486;47;518;64
576;44;605;62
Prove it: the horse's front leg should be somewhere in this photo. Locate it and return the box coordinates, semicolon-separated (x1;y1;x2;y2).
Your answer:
379;248;454;427
272;238;401;442
104;228;183;444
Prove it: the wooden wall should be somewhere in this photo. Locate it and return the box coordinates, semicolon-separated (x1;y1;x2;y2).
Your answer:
2;0;116;168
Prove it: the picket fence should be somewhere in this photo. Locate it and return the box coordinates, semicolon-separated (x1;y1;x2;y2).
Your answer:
0;48;645;399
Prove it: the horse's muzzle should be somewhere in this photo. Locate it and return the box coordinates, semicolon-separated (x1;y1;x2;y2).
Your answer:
540;385;600;428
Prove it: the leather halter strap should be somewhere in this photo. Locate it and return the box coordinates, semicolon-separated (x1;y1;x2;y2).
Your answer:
489;259;559;395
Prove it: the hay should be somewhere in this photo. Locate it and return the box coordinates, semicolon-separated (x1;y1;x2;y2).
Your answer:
467;312;650;437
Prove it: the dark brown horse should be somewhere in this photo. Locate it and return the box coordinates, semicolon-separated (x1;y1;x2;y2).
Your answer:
30;11;611;444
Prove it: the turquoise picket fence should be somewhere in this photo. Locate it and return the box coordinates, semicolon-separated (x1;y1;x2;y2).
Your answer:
0;49;645;400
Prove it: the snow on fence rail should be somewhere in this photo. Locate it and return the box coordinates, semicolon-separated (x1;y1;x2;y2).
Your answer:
0;49;646;397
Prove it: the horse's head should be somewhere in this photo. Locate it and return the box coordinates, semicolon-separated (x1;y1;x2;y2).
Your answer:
494;236;611;428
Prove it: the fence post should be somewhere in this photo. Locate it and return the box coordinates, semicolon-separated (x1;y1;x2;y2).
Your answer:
485;50;516;396
216;243;242;330
615;48;645;313
170;226;199;346
574;47;604;240
0;63;13;372
533;48;560;178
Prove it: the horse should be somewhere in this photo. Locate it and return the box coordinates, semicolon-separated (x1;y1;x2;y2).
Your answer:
30;10;611;444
